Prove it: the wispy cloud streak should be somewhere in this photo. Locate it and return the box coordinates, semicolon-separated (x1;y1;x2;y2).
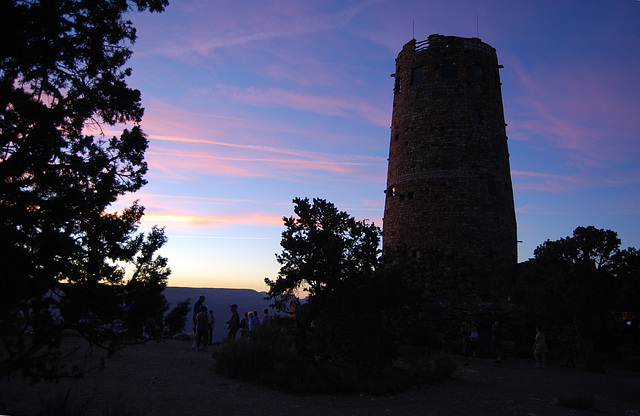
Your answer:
148;134;385;164
153;0;390;57
211;85;390;127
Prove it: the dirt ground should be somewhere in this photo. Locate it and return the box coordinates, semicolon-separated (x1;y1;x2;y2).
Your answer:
1;338;639;416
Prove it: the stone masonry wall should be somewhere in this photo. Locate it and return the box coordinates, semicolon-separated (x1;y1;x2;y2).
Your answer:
383;35;517;304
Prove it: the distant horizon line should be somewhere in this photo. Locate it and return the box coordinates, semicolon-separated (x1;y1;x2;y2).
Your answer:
165;286;267;293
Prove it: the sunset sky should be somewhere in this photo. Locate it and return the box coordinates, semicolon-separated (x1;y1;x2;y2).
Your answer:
111;0;640;291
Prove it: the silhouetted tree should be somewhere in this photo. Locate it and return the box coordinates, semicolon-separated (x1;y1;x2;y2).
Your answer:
164;299;191;336
611;247;640;317
265;197;382;358
0;0;171;381
513;226;638;368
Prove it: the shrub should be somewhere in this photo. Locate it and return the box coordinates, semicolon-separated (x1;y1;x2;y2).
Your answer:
213;324;456;395
557;394;596;410
10;390;143;416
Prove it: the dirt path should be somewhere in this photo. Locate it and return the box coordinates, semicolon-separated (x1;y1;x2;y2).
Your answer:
2;339;639;416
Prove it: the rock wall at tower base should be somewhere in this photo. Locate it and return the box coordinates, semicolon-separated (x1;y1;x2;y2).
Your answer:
384;248;521;352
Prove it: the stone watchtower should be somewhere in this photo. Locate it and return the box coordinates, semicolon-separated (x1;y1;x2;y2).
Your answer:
383;35;517;298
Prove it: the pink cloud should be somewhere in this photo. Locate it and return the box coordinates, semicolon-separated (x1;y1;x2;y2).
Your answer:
612;203;640;216
212;84;390;128
515;204;540;214
141;211;283;229
145;147;386;185
98;99;389;185
140;0;388;58
110;193;286;231
133;115;388;182
137;98;388;153
148;133;383;163
511;169;588;193
504;54;640;169
511;167;639;194
110;192;385;234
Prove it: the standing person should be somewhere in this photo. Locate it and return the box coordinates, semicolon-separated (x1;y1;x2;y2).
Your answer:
261;308;271;326
191;295;205;350
226;304;240;339
249;311;259;331
192;295;205;331
195;305;209;352
469;322;479;357
461;323;470;365
492;321;504;363
208;309;215;344
240;312;249;337
247;311;255;331
534;327;548;368
559;333;576;368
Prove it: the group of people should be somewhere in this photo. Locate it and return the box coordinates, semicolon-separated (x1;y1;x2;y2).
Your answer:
461;320;550;368
225;303;271;340
191;296;274;349
461;320;504;365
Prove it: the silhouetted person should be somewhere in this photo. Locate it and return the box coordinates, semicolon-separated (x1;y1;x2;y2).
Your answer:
240;311;249;336
492;321;504;363
469;321;479;358
192;295;205;331
208;310;215;344
195;305;209;352
261;308;271;326
461;322;470;365
249;311;259;331
191;295;205;350
533;326;548;368
226;304;240;339
565;337;577;368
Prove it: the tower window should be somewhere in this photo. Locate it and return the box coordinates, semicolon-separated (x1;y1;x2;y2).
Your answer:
442;61;457;79
474;65;483;82
386;185;397;197
488;176;496;195
394;79;402;95
473;109;483;125
411;66;424;85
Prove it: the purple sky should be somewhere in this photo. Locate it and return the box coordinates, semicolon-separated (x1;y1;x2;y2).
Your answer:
110;0;640;290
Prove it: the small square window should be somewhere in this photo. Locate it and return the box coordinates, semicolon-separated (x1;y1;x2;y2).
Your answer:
442;61;457;79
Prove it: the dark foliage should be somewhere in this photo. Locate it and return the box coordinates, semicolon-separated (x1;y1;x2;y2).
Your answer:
217;197;458;393
557;394;596;411
0;0;172;381
164;299;190;336
214;324;455;395
265;197;381;308
265;197;383;359
512;226;640;368
263;197;445;378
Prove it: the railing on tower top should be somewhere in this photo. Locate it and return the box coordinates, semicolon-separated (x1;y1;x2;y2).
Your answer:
415;39;429;51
